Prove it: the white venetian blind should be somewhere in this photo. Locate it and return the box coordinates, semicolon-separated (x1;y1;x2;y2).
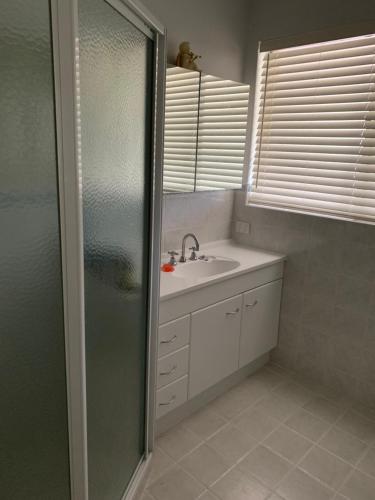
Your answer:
196;75;250;190
163;66;200;192
249;33;375;223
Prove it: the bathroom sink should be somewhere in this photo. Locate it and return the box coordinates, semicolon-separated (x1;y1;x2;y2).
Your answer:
173;257;240;280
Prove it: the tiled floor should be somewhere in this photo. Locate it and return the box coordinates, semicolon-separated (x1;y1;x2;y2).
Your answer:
142;364;375;500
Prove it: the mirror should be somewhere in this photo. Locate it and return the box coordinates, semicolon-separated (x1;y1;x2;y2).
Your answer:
163;66;250;194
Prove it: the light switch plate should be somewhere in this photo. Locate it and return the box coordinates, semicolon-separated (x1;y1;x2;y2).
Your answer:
235;220;250;234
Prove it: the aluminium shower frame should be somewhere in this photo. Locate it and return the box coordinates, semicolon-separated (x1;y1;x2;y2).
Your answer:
50;1;166;498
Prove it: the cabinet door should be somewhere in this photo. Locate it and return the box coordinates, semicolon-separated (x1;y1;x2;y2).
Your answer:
190;295;242;398
239;280;282;368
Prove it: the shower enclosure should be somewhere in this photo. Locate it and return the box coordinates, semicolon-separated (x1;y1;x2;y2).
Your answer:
0;0;165;499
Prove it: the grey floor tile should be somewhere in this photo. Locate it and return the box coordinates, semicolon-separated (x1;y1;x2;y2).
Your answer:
285;408;330;441
237;444;291;489
207;424;256;464
357;447;375;478
303;396;344;424
208;386;256;419
211;467;271;500
248;366;287;390
232;406;280;441
351;402;375;423
233;376;270;405
255;393;299;422
180;444;230;487
319;427;368;465
157;424;203;461
340;469;375;500
148;465;205;500
336;410;375;444
299;445;352;490
263;425;313;464
273;381;315;406
139;491;154;500
182;407;227;440
147;447;174;485
277;468;334;500
197;491;220;500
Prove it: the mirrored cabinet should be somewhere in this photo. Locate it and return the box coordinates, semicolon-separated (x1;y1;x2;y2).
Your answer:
163;66;250;194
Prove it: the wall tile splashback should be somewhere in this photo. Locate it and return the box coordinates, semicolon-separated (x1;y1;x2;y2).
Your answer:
233;190;375;409
161;190;234;254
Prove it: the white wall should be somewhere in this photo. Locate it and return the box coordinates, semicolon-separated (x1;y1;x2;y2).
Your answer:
245;0;375;84
162;190;234;253
141;0;250;82
235;0;375;407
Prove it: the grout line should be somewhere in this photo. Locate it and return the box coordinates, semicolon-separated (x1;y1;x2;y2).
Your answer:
150;367;375;499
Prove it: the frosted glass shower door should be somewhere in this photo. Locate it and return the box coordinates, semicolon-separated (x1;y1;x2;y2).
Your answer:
0;1;70;498
79;0;153;498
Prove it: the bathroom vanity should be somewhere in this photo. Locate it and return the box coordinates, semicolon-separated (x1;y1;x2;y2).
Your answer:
156;240;285;431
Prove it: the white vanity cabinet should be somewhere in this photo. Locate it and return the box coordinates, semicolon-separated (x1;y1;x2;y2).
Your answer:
189;295;242;398
156;243;285;423
239;280;283;368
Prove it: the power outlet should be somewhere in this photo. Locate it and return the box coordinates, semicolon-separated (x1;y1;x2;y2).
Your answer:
235;220;250;234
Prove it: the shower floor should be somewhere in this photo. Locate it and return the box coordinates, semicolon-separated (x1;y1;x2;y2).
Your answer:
142;363;375;500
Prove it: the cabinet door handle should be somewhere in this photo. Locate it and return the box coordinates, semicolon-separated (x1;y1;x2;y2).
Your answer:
160;365;177;376
160;334;177;344
246;300;258;308
159;395;176;406
226;308;240;316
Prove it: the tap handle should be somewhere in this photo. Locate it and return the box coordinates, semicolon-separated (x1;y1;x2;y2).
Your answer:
167;250;179;266
189;246;198;251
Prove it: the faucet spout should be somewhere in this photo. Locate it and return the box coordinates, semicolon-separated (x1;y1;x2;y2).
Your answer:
179;233;200;263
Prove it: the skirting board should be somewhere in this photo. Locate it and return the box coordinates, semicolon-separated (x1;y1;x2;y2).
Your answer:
155;352;270;436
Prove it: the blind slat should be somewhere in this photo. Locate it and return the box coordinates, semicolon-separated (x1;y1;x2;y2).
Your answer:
249;34;375;223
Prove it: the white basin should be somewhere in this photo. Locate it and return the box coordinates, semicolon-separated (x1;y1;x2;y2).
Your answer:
173;257;240;280
159;241;285;300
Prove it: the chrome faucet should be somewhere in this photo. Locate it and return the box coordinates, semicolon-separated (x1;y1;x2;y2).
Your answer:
179;233;200;263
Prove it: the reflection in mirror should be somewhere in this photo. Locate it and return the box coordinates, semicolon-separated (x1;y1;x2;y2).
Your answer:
163;66;250;194
163;66;200;193
196;74;250;191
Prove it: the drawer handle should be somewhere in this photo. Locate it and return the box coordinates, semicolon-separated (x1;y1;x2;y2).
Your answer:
160;365;177;376
159;395;176;407
246;300;258;308
160;335;177;344
226;308;240;316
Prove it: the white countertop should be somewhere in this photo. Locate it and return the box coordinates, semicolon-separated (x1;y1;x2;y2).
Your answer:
160;240;285;301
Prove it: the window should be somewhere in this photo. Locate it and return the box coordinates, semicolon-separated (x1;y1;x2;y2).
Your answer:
248;33;375;224
163;67;250;193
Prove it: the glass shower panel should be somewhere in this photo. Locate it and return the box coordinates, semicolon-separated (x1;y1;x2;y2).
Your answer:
0;1;71;499
79;0;153;498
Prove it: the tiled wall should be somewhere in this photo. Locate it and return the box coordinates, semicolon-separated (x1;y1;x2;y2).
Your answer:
161;190;234;254
233;190;375;408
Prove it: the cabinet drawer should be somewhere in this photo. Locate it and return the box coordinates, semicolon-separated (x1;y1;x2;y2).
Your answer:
156;376;188;419
158;315;190;358
157;346;189;389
